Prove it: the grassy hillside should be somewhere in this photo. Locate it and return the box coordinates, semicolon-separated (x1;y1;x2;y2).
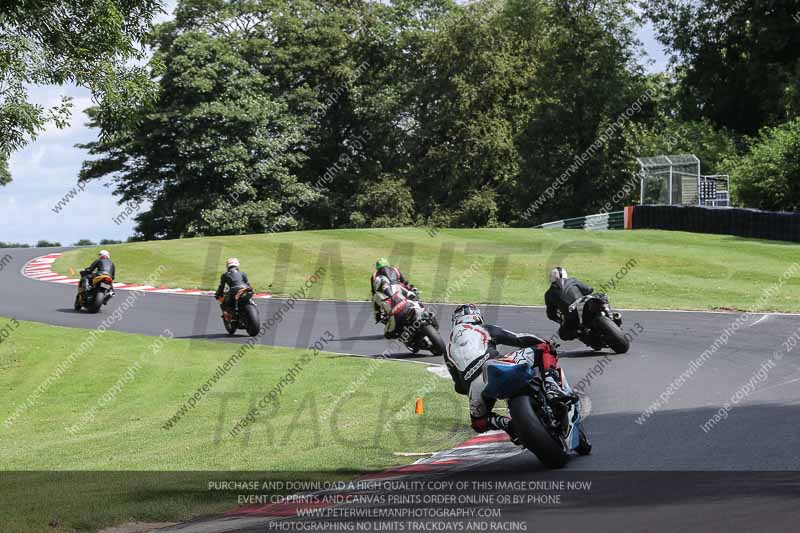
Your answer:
53;228;800;312
0;318;467;531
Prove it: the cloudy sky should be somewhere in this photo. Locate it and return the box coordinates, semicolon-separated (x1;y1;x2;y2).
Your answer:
1;4;669;246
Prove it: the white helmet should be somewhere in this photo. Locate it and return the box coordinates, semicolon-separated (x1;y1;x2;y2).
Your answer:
99;250;110;259
549;266;568;283
226;257;240;269
452;304;483;327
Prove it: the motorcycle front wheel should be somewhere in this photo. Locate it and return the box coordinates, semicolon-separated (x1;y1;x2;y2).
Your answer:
223;315;237;336
421;324;446;356
508;395;568;469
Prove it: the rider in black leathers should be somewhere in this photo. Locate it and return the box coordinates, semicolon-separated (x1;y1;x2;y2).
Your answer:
544;267;594;340
81;250;116;292
215;258;251;316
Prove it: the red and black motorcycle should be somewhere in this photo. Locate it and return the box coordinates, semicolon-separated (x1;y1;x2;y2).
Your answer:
220;287;261;337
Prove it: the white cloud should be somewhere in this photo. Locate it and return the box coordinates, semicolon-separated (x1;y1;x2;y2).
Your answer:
3;85;137;245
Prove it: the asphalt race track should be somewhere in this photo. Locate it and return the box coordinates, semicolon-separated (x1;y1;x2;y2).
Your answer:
3;247;800;532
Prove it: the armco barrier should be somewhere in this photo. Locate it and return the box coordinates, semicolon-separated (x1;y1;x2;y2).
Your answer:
536;211;624;230
631;205;800;242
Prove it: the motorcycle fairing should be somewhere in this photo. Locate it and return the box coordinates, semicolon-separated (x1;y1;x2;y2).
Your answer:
558;370;583;452
567;295;592;325
482;359;534;400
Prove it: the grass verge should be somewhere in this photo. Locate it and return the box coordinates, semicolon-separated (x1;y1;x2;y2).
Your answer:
53;228;800;312
0;318;468;532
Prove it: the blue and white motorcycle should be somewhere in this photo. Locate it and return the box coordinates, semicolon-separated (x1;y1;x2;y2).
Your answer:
483;348;591;468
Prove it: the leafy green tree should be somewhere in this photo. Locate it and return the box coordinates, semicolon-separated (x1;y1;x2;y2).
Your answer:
77;0;664;233
511;0;649;223
36;240;61;247
350;176;417;228
455;188;501;228
80;24;315;238
403;0;530;222
725;119;800;211
645;0;800;134
0;0;164;184
99;239;123;245
73;239;97;246
407;0;647;224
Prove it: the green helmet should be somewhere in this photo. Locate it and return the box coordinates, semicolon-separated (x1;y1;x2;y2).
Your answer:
375;257;389;270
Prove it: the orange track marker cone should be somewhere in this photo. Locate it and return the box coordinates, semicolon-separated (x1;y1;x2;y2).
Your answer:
414;398;424;415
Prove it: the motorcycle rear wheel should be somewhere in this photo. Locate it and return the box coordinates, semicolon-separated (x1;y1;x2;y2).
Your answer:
89;291;104;314
243;305;261;337
594;315;629;354
508;395;568;468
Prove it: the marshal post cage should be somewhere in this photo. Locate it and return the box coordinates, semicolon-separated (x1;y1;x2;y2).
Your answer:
636;154;729;207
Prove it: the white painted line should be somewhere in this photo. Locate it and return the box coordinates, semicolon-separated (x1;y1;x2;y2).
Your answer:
749;314;771;327
426;366;451;379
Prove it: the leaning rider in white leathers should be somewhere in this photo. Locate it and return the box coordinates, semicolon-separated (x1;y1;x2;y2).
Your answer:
446;304;574;440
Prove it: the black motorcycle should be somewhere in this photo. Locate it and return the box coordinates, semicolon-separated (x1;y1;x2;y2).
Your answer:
221;287;261;337
570;294;629;354
74;271;114;313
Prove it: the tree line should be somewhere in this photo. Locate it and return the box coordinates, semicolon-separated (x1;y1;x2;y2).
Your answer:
3;1;799;239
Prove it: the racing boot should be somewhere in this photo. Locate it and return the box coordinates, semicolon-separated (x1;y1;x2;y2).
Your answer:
488;413;521;445
544;369;578;403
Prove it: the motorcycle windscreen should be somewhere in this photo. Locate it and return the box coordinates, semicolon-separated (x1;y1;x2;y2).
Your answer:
482;360;534;400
